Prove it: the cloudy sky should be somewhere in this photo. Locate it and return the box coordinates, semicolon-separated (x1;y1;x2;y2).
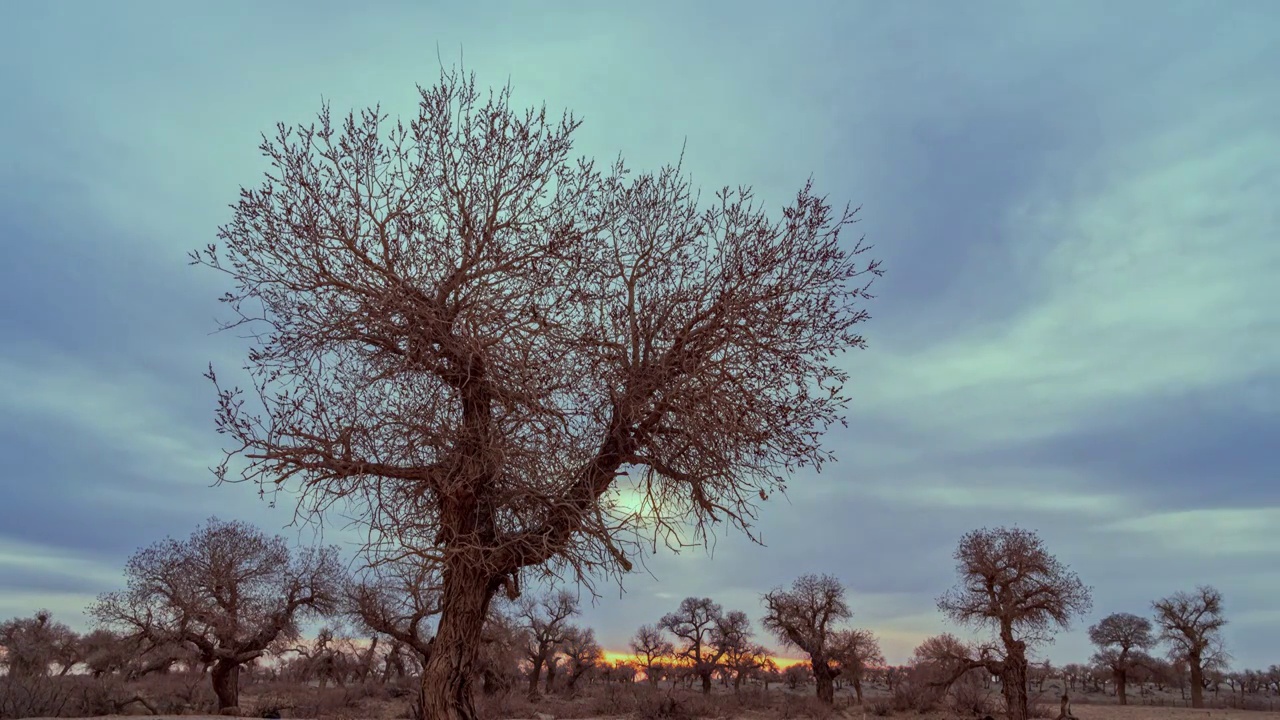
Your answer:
2;1;1277;670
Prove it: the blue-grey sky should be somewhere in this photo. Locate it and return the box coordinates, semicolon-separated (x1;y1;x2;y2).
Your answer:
2;1;1277;669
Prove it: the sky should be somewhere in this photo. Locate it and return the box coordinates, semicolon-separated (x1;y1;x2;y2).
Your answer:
1;1;1277;671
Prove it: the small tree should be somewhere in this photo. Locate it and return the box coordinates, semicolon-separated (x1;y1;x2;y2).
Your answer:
561;625;604;691
193;67;880;720
659;597;747;694
717;610;769;691
761;574;851;704
1152;586;1228;709
90;518;343;711
831;628;884;704
516;590;579;697
0;610;79;678
630;624;674;684
344;557;440;665
935;527;1092;720
1088;612;1155;705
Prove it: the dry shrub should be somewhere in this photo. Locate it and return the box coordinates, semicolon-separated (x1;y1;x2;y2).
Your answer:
0;674;160;719
132;671;217;714
776;694;838;720
948;675;995;717
867;698;893;716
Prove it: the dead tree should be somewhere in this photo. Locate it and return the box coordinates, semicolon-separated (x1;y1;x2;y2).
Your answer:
1088;612;1155;706
659;597;733;694
831;627;884;704
761;574;852;704
718;611;770;691
90;518;343;711
517;590;578;698
561;625;603;691
1152;586;1229;709
630;624;674;684
0;610;80;678
193;66;881;720
934;527;1092;720
344;556;441;668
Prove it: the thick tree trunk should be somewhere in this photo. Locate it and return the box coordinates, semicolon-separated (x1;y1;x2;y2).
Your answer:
1116;670;1128;706
813;661;835;705
700;670;712;694
852;675;864;704
1189;655;1204;709
527;658;544;697
1000;656;1029;720
210;660;241;711
418;562;497;720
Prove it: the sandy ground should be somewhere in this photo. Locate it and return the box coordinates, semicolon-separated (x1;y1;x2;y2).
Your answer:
25;710;1280;720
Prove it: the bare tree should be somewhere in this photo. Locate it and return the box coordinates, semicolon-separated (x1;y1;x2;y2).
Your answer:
659;597;734;694
561;625;604;691
192;65;880;720
831;628;884;704
630;624;674;684
1152;586;1228;709
0;610;79;678
89;518;343;711
516;590;579;698
761;574;851;704
717;610;769;691
935;527;1092;720
344;556;441;665
1088;612;1155;706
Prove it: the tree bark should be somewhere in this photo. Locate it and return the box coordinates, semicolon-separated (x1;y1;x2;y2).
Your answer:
1001;655;1029;720
852;675;864;704
1116;670;1128;706
700;669;713;694
813;660;836;704
527;658;543;698
1189;653;1204;709
418;561;497;720
210;659;241;711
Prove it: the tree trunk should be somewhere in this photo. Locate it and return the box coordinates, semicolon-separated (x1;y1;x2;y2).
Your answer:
1116;670;1128;706
418;562;497;720
813;661;835;705
1189;654;1204;709
1001;655;1030;720
852;675;864;704
210;659;241;711
700;670;712;694
528;657;543;698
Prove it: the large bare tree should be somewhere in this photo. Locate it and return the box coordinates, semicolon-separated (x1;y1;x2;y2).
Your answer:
761;573;852;704
192;67;879;720
90;518;343;711
935;527;1092;720
1152;586;1228;709
1088;612;1155;706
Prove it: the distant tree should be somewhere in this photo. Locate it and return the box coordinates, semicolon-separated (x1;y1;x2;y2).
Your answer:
476;605;524;695
561;625;604;691
0;610;79;678
761;574;852;704
934;527;1093;720
659;597;733;694
830;628;884;704
90;518;343;711
193;66;881;720
516;590;579;697
717;610;770;691
1152;586;1228;709
344;557;440;665
1089;612;1156;705
630;624;674;684
784;663;813;690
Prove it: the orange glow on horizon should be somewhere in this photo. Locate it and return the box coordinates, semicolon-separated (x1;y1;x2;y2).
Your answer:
600;650;809;670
